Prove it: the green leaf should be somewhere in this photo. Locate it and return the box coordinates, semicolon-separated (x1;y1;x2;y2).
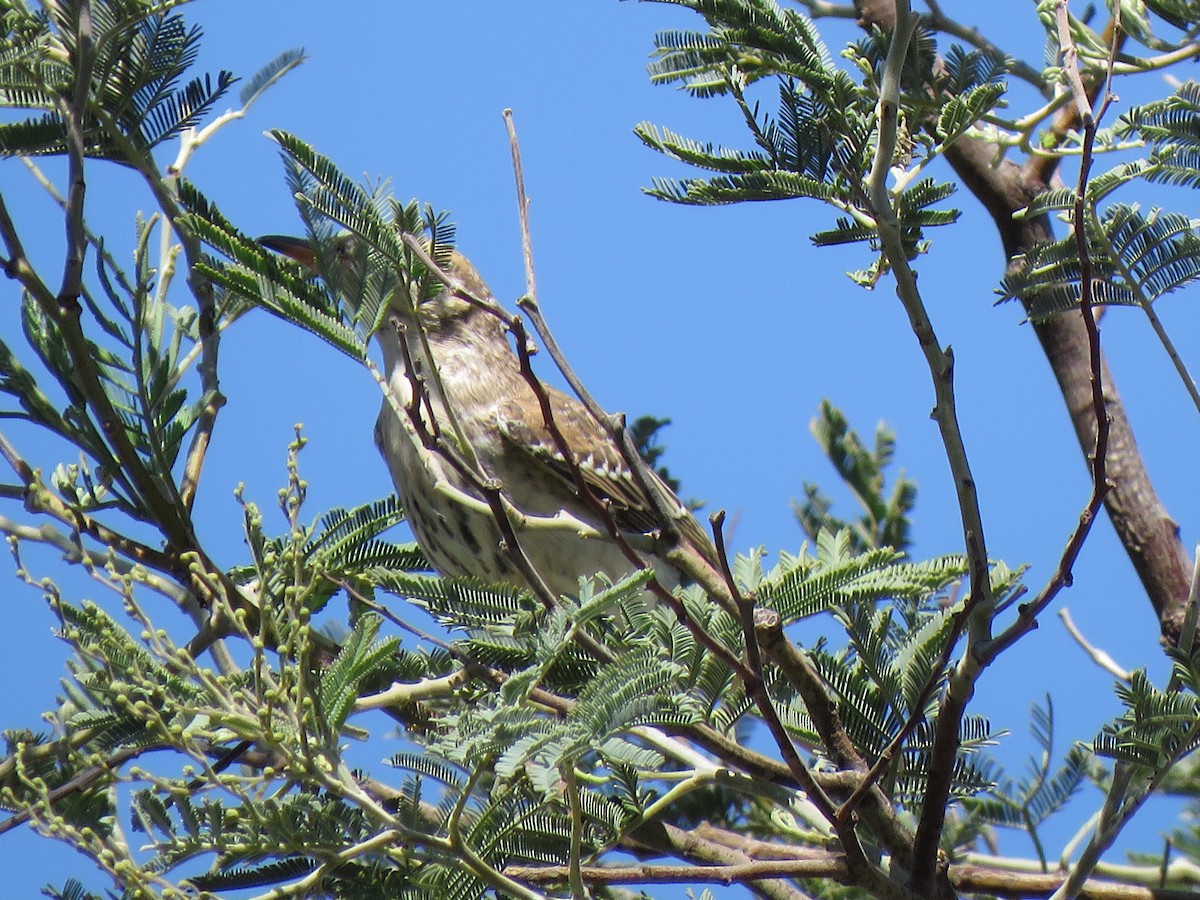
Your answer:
936;82;1007;147
238;47;306;107
318;613;401;733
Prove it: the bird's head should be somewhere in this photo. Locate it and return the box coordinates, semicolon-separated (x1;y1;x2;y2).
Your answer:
259;233;500;336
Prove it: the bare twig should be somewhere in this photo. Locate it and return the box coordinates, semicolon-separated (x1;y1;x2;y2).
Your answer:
710;514;838;823
952;863;1200;900
506;856;843;887
835;584;979;826
1054;1;1095;125
1059;609;1131;681
507;855;1200;899
863;5;992;889
922;1;1048;93
989;11;1114;661
712;515;915;900
503;109;538;302
754;609;917;867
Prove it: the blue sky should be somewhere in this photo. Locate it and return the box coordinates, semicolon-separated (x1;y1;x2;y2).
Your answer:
2;1;1200;895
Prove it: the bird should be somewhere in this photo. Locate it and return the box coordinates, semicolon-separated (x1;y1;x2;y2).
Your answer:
258;233;714;600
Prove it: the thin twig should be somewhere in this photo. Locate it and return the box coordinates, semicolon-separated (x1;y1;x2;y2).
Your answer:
622;820;818;900
753;611;917;863
711;514;914;900
497;114;750;672
989;15;1113;660
710;513;838;823
861;4;994;889
922;1;1049;93
503;109;538;301
1054;1;1094;125
836;584;980;825
1058;609;1131;681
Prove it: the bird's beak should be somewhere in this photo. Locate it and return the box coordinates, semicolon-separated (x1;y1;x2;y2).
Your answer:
259;234;318;270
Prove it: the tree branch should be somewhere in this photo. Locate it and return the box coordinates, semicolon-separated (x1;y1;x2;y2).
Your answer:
944;13;1193;641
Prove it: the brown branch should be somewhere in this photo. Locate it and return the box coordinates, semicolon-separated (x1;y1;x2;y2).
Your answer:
710;513;839;823
25;483;180;576
0;744;149;837
693;822;839;858
58;1;94;316
506;856;1200;900
0;201;143;513
1025;17;1120;186
834;581;979;828
711;515;915;900
989;70;1112;659
45;24;180;531
501;38;910;890
0;430;179;580
951;12;1192;639
947;138;1191;641
507;857;845;888
920;1;1048;93
621;820;821;900
492;128;918;887
949;864;1200;900
754;608;917;869
344;577;916;880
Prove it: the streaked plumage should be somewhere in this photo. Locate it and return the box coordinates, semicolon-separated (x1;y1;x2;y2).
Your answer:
262;236;710;598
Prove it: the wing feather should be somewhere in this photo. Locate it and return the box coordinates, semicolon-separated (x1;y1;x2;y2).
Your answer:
496;386;714;558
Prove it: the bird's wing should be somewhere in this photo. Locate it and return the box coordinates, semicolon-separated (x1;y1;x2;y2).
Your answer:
496;386;714;556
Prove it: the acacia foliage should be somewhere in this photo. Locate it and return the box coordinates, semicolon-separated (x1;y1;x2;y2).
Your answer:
2;2;1200;899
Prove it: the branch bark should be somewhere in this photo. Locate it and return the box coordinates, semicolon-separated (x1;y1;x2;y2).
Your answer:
855;1;1193;641
945;136;1193;642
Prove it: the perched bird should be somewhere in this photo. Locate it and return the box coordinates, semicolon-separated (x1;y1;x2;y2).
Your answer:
259;234;713;599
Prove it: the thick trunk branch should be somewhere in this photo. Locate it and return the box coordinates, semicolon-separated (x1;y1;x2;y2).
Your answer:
946;138;1192;640
861;0;1191;645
